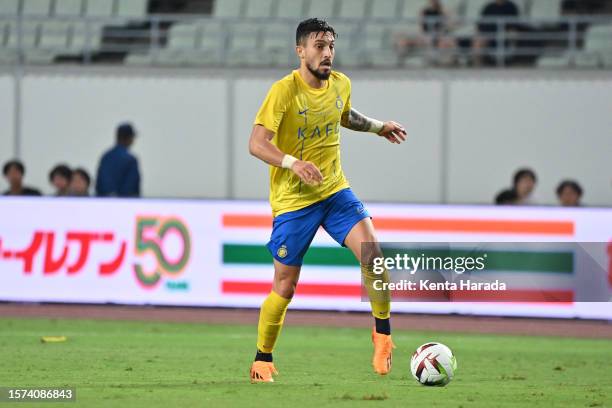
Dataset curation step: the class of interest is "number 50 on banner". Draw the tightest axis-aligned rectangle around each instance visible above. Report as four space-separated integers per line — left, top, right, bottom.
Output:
133 217 192 288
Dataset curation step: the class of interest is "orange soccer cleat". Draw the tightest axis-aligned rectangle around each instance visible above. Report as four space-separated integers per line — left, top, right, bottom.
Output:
371 328 396 375
250 361 279 383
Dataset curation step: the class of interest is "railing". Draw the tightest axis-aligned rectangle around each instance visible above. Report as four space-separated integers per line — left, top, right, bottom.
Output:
0 14 611 68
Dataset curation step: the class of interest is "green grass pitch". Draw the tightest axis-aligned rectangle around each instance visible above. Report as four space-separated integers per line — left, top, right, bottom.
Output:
0 317 610 407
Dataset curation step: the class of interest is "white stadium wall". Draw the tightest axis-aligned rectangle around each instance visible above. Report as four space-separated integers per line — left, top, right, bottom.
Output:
19 75 228 198
448 79 612 206
340 79 444 203
0 69 610 206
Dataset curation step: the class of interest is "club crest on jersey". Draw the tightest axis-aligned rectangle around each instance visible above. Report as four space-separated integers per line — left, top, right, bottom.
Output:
277 245 288 258
335 96 343 110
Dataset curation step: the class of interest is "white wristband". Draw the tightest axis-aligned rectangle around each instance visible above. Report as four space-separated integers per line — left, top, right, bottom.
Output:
370 119 384 135
281 154 298 169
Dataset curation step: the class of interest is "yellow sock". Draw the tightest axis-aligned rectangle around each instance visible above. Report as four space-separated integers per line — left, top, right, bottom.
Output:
361 264 391 319
256 291 291 353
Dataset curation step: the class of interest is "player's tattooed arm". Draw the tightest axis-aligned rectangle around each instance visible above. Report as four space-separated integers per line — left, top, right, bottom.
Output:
341 108 383 133
341 108 408 145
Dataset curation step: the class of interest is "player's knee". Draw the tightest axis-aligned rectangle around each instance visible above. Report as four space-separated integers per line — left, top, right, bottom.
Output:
361 242 383 266
276 282 296 299
274 277 297 299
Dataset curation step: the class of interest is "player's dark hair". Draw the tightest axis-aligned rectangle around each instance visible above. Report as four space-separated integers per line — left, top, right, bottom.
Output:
49 164 73 182
495 189 518 205
556 180 582 197
296 18 337 46
513 168 537 186
3 159 25 176
73 167 91 187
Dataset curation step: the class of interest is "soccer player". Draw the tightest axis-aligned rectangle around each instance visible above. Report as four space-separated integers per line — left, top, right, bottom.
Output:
248 18 407 383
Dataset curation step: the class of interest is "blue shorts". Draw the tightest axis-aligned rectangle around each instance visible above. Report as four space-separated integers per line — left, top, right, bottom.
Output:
266 188 370 267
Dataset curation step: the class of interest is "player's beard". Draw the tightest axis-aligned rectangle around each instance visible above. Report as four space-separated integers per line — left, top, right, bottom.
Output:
307 61 332 80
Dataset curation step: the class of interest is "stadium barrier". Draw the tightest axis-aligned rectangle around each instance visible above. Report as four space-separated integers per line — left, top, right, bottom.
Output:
1 197 610 319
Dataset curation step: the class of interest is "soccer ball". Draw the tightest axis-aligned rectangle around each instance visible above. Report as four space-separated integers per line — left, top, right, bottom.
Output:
410 342 457 386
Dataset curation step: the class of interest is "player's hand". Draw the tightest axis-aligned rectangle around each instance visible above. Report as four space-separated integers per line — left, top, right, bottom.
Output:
377 121 407 144
291 160 323 186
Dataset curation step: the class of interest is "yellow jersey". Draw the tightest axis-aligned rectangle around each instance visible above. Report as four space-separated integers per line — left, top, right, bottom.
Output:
254 70 352 217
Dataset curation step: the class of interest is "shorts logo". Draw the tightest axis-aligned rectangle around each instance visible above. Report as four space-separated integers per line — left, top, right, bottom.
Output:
357 205 366 214
277 245 288 258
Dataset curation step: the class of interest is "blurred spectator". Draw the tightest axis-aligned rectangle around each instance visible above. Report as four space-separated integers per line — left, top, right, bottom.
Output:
495 188 518 205
421 0 458 65
512 168 537 205
2 159 41 196
69 168 91 197
556 180 583 207
472 0 520 66
96 123 141 198
49 164 73 196
396 0 457 64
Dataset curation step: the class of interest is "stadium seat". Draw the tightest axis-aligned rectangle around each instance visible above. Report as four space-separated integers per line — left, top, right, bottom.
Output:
116 0 148 19
0 0 20 15
537 25 612 69
361 22 399 67
84 0 114 17
400 0 424 19
166 23 199 50
123 51 151 65
213 0 244 18
54 0 83 17
69 21 103 54
337 0 367 19
403 54 427 68
370 0 400 19
332 21 358 38
6 20 39 49
363 23 388 50
575 25 612 68
443 0 465 18
0 50 18 63
22 0 52 15
244 0 275 18
528 0 562 21
126 22 200 66
184 19 224 66
370 49 401 67
307 0 337 19
226 23 264 66
0 21 6 45
276 0 305 19
0 19 18 63
25 21 70 64
536 53 572 68
330 21 362 67
261 22 293 66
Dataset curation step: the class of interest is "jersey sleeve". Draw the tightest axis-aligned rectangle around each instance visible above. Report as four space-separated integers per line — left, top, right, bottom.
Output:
254 81 292 134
